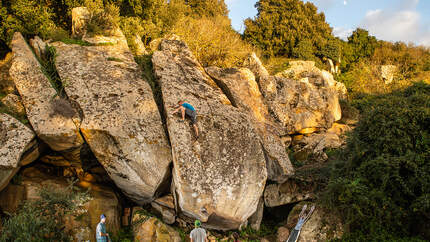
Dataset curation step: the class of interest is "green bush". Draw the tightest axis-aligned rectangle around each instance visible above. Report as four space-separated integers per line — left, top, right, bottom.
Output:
85 0 121 37
322 82 430 240
0 180 90 242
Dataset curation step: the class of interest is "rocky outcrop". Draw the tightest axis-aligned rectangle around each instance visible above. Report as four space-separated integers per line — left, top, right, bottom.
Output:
1 93 25 115
72 7 90 38
151 195 176 224
292 123 350 164
53 28 172 204
206 66 293 182
245 55 344 134
29 36 46 59
0 113 38 191
381 65 397 84
9 32 84 152
243 52 270 80
248 197 264 230
277 202 343 242
153 39 267 230
132 34 148 56
133 216 182 242
292 132 343 164
16 165 121 241
264 178 316 207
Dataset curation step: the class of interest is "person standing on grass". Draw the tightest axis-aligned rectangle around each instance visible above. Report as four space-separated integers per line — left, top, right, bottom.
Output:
190 220 207 242
171 100 199 139
96 214 111 242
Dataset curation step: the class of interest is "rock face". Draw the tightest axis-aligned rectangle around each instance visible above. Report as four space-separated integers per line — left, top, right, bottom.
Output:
381 65 397 84
132 34 148 56
248 197 264 230
264 178 316 207
9 32 84 152
153 39 267 230
292 132 343 164
53 29 172 204
29 36 46 59
279 202 343 242
0 113 38 191
245 55 344 134
14 165 122 241
151 195 176 224
133 216 182 242
206 66 293 182
72 7 90 38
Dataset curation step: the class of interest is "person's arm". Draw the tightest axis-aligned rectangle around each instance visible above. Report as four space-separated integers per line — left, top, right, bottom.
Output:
171 106 182 114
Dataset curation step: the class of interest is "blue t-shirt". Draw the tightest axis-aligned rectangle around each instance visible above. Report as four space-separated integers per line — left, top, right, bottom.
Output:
96 222 108 242
182 103 195 111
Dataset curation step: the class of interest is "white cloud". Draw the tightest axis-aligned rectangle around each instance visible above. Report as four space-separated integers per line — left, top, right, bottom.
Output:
358 4 430 46
333 27 353 40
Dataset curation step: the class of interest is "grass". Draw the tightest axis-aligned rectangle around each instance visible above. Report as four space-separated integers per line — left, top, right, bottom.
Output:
60 38 94 46
107 57 123 62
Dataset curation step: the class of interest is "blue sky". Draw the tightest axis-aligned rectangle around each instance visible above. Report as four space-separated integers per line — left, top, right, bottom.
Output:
225 0 430 46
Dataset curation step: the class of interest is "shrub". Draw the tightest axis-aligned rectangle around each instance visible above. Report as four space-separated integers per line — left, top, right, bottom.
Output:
84 0 120 37
172 15 254 67
0 180 90 242
322 82 430 240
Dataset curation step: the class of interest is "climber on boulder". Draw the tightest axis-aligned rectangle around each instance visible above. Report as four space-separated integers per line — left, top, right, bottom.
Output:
171 100 199 139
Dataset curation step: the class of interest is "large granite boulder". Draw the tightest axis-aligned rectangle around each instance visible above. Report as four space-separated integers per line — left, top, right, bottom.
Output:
245 55 343 134
153 39 267 230
133 215 182 242
292 132 343 164
206 66 293 182
53 29 172 204
264 178 316 207
9 32 84 152
277 202 343 242
0 113 38 191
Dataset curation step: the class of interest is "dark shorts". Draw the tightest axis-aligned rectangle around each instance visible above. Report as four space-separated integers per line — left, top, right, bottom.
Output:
185 109 197 124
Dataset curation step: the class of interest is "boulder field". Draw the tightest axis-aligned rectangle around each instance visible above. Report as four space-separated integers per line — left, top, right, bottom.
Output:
1 7 347 236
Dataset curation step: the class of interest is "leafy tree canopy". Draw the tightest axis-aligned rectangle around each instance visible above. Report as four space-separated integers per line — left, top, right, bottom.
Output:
243 0 333 58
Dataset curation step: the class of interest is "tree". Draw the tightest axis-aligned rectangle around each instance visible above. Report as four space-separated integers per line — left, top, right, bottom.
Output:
0 0 68 43
186 0 228 17
243 0 333 58
345 28 378 63
320 38 342 73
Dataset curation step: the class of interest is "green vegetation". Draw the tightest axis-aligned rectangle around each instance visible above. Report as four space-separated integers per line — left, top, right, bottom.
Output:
107 57 123 62
60 38 94 46
39 45 67 98
322 82 430 241
172 15 254 67
0 180 90 242
244 0 334 59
